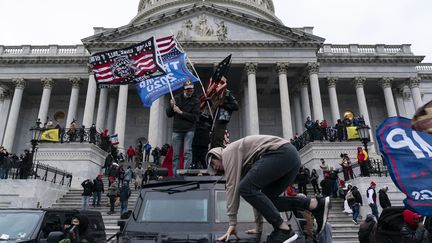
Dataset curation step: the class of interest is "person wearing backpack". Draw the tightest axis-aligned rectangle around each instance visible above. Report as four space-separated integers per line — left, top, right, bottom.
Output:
347 186 363 224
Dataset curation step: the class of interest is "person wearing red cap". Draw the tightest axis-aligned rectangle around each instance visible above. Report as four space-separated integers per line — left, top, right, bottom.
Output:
401 209 430 242
367 181 379 219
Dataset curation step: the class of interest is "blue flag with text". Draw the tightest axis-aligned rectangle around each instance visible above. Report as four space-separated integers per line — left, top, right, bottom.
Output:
135 47 199 108
376 116 432 216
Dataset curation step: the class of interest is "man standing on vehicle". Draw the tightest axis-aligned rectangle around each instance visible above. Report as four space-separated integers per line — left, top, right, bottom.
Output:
166 80 200 175
206 135 330 242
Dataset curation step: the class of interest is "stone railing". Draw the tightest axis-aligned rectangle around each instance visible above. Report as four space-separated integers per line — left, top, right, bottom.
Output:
416 63 432 72
318 44 412 55
140 0 273 11
0 45 89 56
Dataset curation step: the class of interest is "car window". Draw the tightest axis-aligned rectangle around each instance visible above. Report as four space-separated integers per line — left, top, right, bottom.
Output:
140 190 209 222
0 212 43 241
215 190 255 223
41 213 62 238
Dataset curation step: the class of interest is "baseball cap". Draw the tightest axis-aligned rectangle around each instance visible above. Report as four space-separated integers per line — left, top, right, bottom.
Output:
183 80 194 89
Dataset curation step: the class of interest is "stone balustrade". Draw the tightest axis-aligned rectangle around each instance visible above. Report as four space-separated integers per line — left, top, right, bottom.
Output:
0 45 88 56
416 63 432 72
319 43 412 55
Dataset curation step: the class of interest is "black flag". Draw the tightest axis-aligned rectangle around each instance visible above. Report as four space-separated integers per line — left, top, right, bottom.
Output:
211 54 232 82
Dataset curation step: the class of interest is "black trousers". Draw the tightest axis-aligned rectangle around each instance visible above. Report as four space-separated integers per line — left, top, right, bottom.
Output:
239 144 311 229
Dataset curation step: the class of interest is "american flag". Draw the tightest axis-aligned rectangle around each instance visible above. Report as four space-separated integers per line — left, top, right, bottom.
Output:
156 35 178 56
90 36 165 85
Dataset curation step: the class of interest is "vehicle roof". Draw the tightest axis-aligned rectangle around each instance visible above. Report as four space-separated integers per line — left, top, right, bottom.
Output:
141 176 226 189
0 208 102 215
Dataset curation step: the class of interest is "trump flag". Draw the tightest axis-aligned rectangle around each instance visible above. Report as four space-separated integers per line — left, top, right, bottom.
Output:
135 46 199 108
376 116 432 216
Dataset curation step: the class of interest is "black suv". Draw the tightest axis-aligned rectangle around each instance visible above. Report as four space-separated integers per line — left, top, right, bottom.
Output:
118 176 307 242
0 208 106 242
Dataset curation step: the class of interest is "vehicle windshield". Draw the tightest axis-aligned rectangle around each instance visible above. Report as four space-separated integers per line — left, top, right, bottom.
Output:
141 190 209 222
215 190 255 223
0 212 42 240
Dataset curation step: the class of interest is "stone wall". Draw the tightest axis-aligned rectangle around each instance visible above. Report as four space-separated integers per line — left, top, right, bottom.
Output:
0 179 69 208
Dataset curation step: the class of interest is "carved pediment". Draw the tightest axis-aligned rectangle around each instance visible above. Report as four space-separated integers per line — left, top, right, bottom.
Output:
82 3 324 51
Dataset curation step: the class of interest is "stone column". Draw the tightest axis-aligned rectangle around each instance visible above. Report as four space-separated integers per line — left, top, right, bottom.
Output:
106 91 117 135
293 92 303 135
276 63 293 139
95 88 108 130
148 98 163 147
307 63 324 121
380 77 397 117
354 77 371 127
66 77 81 128
327 77 340 125
3 78 25 151
115 85 128 152
37 77 55 126
409 77 423 109
245 63 260 135
82 74 97 128
243 83 250 136
400 85 415 117
300 78 311 121
0 92 11 145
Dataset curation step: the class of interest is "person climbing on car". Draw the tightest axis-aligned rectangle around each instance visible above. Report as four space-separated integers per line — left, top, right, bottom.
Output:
206 135 330 243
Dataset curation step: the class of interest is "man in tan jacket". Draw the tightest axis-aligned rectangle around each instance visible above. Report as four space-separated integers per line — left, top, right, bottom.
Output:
206 135 330 243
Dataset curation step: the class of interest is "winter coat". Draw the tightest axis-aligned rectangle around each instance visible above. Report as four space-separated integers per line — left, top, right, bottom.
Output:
166 93 200 132
378 189 392 209
310 173 319 184
119 185 131 202
124 169 133 182
81 180 94 196
127 147 135 157
401 223 430 243
216 90 239 124
347 187 363 208
93 178 104 193
107 184 118 197
358 215 377 243
320 178 333 197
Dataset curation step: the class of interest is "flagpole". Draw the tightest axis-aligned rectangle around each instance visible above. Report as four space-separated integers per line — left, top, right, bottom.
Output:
155 36 175 102
171 32 214 119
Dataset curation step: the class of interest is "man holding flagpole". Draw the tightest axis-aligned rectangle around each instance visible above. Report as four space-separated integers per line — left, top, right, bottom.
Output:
166 80 200 176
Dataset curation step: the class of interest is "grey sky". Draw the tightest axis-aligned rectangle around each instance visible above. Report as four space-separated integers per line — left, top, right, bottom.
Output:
0 0 430 61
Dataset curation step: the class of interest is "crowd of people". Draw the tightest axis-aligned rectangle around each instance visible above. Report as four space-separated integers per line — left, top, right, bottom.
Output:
290 115 368 151
0 146 33 179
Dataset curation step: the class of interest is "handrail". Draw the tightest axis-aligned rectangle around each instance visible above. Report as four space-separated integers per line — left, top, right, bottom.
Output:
5 161 73 187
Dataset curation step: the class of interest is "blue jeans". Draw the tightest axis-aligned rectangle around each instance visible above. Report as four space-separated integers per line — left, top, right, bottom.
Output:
92 191 101 206
0 168 5 179
121 201 128 215
82 196 90 210
172 131 194 176
352 204 360 221
369 203 379 219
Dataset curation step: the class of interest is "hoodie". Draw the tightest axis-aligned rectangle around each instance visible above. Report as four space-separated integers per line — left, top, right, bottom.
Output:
206 135 289 226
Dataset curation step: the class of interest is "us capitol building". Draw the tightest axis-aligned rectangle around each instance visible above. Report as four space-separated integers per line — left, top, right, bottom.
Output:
0 0 431 156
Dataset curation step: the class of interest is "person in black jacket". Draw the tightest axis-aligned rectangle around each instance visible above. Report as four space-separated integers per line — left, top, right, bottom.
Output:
378 187 391 209
81 179 94 210
347 186 363 224
166 80 200 176
92 174 104 207
210 89 239 148
89 123 97 144
192 113 212 169
320 173 333 197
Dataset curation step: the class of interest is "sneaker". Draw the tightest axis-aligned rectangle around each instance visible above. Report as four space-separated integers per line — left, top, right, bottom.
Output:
352 219 359 225
266 228 298 243
311 196 330 234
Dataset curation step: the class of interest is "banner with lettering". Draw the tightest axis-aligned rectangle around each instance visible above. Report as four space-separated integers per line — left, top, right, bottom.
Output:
135 47 199 108
376 116 432 216
89 37 166 87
